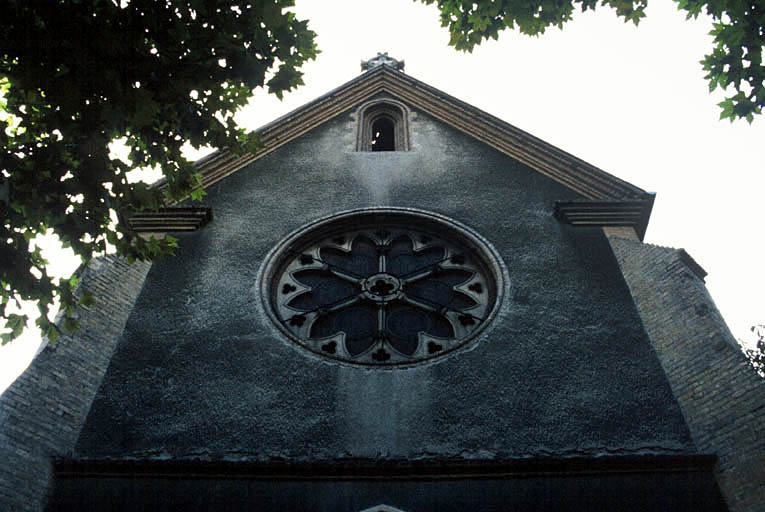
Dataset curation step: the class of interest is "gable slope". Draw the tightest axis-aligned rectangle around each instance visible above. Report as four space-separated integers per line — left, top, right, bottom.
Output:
192 66 648 198
157 65 654 238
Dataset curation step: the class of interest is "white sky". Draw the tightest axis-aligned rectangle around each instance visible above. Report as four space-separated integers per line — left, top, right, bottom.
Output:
1 0 763 392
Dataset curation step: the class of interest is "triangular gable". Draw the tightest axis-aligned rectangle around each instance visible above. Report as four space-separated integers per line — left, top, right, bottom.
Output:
153 65 654 238
192 65 647 199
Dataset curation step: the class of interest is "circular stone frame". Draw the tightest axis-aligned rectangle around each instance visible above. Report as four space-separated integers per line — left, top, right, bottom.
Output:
260 208 505 366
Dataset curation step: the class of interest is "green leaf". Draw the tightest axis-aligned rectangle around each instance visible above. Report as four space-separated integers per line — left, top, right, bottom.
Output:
190 187 206 201
4 313 28 340
78 291 95 307
0 1 317 344
68 275 81 289
47 326 60 345
419 0 764 123
61 316 79 334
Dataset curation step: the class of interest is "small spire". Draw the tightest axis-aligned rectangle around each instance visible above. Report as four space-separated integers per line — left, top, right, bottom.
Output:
361 52 405 72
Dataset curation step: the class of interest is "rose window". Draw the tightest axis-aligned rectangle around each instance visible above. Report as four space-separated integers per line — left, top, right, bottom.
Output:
261 209 502 366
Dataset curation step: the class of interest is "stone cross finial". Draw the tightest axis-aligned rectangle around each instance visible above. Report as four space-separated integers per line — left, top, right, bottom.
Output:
361 52 405 72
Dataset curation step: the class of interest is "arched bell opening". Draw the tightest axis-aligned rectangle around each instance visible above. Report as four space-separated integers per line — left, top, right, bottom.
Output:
356 99 410 152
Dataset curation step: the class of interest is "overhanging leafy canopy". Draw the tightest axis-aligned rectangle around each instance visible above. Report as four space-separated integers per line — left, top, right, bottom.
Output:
420 0 765 122
1 0 317 343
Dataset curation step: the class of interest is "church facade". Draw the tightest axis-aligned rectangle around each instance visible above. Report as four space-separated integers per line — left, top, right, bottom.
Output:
1 56 762 511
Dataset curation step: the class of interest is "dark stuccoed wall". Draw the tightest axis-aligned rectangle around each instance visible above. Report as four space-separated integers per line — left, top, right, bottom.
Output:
75 98 694 461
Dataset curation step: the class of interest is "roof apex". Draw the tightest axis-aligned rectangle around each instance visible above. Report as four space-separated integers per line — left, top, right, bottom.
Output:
168 65 653 234
360 52 405 72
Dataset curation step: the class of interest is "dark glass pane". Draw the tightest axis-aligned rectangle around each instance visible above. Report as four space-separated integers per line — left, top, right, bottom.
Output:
321 236 378 277
371 117 395 151
405 269 475 310
288 269 358 311
387 236 444 277
386 302 453 355
311 305 377 356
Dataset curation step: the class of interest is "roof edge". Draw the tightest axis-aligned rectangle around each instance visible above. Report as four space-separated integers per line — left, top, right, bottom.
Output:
156 65 649 205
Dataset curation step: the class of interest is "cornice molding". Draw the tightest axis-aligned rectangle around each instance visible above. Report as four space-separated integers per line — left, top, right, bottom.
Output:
554 195 655 241
125 207 212 233
183 66 648 200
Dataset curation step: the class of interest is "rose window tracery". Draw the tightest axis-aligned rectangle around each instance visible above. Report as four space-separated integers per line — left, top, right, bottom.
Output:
262 209 502 366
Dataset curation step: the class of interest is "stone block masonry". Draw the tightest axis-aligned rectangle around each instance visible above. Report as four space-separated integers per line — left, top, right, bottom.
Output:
607 233 764 512
0 256 151 512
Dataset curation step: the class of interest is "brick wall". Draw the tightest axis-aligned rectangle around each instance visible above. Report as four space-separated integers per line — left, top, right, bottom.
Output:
607 233 764 511
0 256 151 511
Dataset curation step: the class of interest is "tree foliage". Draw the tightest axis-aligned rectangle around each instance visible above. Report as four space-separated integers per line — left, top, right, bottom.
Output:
745 324 765 376
420 0 765 122
1 0 316 344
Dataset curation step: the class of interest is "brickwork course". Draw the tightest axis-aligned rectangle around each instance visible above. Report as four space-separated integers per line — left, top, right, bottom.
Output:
0 256 151 512
607 233 765 512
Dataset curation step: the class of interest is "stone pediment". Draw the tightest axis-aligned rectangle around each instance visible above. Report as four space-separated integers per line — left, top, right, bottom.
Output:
160 64 654 238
